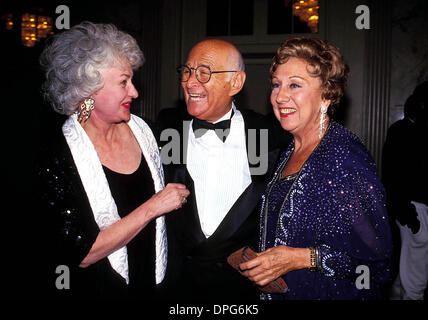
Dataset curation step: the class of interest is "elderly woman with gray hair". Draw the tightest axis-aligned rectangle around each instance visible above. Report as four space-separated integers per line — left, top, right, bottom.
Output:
35 21 189 298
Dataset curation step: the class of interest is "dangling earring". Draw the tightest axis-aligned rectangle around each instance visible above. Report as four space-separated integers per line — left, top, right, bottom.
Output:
319 105 328 138
77 98 95 123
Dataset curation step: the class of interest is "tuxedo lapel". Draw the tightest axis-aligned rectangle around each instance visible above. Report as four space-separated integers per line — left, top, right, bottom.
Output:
207 148 280 243
167 109 282 247
204 110 281 244
207 180 263 243
171 164 206 244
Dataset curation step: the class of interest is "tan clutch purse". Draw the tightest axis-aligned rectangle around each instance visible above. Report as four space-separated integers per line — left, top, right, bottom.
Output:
227 246 288 294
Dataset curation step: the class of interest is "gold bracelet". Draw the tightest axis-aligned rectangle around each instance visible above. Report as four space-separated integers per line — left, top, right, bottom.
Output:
309 247 316 271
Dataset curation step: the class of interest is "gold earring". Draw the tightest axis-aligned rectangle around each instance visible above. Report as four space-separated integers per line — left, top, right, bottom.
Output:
77 98 95 123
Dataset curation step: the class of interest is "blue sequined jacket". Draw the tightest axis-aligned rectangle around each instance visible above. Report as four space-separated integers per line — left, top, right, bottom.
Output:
260 121 392 300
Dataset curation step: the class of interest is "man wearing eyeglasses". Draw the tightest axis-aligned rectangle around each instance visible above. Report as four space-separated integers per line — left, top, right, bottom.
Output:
157 39 291 301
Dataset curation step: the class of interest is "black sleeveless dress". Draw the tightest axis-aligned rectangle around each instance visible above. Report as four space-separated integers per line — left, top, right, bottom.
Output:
102 154 157 298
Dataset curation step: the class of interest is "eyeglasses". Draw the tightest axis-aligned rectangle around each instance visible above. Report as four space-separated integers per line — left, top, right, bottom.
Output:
177 65 238 84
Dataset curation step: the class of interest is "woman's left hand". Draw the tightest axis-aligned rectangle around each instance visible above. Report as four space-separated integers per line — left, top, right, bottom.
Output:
239 245 310 287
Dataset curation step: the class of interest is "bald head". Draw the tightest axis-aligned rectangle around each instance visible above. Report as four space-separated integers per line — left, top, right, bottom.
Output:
182 39 246 122
189 39 245 73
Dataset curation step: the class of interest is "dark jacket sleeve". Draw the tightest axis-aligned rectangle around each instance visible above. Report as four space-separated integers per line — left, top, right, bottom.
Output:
34 133 100 268
381 121 421 229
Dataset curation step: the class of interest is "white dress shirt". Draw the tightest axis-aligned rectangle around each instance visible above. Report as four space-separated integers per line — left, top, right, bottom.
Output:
187 103 252 238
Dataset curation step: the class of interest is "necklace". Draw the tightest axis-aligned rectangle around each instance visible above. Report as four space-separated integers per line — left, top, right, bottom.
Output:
260 121 332 251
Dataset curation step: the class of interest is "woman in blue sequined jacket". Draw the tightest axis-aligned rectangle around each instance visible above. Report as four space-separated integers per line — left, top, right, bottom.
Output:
240 38 392 300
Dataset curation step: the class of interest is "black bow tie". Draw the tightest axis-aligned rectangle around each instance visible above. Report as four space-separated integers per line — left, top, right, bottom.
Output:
192 110 234 142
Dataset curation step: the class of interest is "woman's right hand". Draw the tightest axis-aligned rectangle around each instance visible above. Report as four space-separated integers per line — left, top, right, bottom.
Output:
239 245 310 287
145 183 190 218
79 183 189 268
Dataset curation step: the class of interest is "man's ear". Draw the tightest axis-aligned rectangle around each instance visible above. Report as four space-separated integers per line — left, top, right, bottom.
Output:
229 71 246 97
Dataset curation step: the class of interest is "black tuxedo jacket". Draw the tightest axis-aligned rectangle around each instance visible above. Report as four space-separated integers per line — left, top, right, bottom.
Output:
156 107 291 301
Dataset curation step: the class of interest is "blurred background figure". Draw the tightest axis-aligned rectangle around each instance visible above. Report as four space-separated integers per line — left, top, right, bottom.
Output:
382 81 428 300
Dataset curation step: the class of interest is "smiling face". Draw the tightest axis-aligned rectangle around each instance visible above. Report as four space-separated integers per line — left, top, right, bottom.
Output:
182 40 243 122
271 57 329 138
91 59 138 124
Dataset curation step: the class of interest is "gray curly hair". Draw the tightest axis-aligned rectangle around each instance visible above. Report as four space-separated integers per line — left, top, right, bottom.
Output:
40 21 144 115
